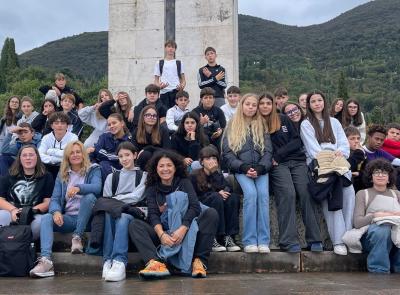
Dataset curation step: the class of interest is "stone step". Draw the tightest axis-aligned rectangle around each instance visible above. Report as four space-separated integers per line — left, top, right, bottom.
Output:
51 252 367 275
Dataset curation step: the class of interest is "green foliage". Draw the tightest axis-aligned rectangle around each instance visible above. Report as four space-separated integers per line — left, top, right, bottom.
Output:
0 38 20 92
337 72 349 100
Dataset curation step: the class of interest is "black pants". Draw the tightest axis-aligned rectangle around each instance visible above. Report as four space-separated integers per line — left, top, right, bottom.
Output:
129 208 218 267
160 89 178 109
270 160 322 249
200 192 240 237
45 164 60 182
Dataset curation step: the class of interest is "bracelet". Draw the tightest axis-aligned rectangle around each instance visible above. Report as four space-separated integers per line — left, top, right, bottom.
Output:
159 232 165 240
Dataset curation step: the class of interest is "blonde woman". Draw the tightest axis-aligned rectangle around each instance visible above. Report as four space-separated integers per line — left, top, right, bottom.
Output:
222 93 273 253
30 141 102 278
78 89 113 148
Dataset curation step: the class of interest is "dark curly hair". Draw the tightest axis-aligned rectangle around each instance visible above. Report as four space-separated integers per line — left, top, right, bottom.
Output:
367 124 387 137
363 159 397 188
145 150 187 186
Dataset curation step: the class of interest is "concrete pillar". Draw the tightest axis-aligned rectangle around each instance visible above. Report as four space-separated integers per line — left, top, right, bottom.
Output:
109 0 238 107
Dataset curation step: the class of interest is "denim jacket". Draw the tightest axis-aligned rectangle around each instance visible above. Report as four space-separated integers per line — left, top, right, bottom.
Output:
49 164 102 214
157 191 199 273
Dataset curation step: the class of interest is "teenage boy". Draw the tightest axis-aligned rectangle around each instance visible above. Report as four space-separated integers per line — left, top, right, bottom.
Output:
382 123 400 158
193 87 226 150
166 90 190 132
274 87 289 111
38 112 78 180
0 123 42 176
60 94 83 137
220 86 240 122
345 126 366 192
197 47 227 107
154 40 186 109
133 84 167 128
39 73 83 109
363 125 400 166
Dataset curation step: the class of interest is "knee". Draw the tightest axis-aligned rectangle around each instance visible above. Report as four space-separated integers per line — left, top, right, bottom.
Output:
81 193 97 206
118 213 133 225
41 213 54 225
0 210 11 226
369 225 391 242
202 208 219 224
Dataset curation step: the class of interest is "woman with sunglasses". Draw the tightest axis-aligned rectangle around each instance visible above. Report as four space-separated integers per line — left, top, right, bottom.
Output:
132 105 171 171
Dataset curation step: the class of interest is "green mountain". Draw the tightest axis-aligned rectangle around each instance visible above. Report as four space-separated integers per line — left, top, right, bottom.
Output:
18 0 400 122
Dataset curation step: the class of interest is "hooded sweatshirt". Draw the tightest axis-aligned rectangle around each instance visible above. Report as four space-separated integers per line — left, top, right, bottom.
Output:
38 131 78 165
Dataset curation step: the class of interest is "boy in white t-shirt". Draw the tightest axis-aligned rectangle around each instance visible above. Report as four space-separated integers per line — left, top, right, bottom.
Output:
220 86 240 122
154 40 186 109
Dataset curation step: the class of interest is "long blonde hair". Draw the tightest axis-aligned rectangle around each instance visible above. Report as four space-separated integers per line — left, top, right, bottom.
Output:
59 140 91 182
225 93 265 153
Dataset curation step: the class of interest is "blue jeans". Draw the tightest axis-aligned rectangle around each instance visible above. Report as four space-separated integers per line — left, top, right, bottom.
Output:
235 174 270 246
40 193 97 258
0 210 43 240
102 213 133 265
361 223 400 273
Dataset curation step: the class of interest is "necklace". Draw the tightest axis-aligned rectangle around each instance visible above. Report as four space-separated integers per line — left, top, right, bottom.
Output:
23 174 34 182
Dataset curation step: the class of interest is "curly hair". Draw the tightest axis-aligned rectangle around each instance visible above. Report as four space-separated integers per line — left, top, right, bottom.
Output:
145 150 187 186
363 159 397 188
367 124 387 137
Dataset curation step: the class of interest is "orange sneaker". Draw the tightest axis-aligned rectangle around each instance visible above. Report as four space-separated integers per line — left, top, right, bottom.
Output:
192 258 207 278
139 259 170 279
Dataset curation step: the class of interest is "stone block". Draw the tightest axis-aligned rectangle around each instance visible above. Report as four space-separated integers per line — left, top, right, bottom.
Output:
301 252 367 272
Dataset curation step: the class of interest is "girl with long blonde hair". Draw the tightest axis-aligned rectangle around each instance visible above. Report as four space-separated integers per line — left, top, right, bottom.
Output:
30 140 102 278
222 93 272 253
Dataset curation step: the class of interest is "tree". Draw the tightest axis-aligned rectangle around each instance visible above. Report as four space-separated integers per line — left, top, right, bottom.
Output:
337 71 349 100
0 38 19 93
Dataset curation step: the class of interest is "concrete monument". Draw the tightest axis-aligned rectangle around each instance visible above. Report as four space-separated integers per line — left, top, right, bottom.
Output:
108 0 238 107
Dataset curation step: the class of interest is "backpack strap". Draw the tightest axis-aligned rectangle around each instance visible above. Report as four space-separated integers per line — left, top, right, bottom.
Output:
390 189 397 199
159 59 164 76
135 169 143 187
176 60 182 78
111 170 121 196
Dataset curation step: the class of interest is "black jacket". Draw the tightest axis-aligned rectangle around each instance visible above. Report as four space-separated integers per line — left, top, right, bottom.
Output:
190 170 231 203
270 114 306 163
31 113 52 136
197 64 227 98
131 125 171 152
171 133 206 160
90 197 145 248
192 105 226 137
39 85 83 108
98 100 134 132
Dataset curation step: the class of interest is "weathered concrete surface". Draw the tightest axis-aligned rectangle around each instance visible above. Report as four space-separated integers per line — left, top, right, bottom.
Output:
1 273 400 295
51 252 300 274
108 0 239 107
302 252 368 273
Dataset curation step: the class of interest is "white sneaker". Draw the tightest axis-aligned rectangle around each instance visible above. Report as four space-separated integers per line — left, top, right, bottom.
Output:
102 260 112 279
333 244 348 256
258 245 271 253
212 238 227 252
105 260 126 282
244 245 258 253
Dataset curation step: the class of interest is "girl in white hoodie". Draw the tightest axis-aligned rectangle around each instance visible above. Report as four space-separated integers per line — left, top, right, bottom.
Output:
78 89 113 148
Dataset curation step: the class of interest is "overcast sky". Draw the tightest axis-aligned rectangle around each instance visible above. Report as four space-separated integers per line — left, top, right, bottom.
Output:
0 0 372 54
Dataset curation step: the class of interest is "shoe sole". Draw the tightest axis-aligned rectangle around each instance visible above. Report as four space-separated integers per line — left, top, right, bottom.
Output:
192 273 206 278
105 275 126 282
30 271 55 278
227 247 241 252
138 272 171 280
244 250 258 253
212 248 227 252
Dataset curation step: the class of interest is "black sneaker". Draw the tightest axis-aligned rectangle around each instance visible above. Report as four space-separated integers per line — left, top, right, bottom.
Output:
224 236 241 252
212 238 226 252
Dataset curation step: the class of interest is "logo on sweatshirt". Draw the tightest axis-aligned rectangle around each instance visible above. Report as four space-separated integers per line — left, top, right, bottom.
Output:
282 125 288 133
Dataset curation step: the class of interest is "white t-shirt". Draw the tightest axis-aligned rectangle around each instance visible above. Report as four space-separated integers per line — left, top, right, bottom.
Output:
154 59 185 94
220 104 237 122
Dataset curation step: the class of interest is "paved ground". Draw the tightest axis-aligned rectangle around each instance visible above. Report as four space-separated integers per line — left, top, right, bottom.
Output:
1 273 400 294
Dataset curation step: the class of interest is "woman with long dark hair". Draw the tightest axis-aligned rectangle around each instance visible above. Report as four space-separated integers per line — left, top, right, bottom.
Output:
342 98 366 143
129 150 218 279
300 91 355 256
259 93 322 252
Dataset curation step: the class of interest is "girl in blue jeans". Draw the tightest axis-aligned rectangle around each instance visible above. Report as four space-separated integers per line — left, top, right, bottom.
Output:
29 140 102 278
222 93 273 253
101 141 147 282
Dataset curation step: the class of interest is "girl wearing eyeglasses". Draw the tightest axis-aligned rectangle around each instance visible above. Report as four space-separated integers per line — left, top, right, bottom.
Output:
259 93 322 253
353 159 400 273
282 102 305 131
342 98 366 143
132 105 171 171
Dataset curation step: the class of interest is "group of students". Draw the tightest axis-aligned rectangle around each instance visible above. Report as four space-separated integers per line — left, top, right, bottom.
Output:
1 40 400 281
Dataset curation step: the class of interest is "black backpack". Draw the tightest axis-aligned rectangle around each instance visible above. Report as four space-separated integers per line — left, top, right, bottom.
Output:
111 169 143 196
159 59 182 78
0 209 36 277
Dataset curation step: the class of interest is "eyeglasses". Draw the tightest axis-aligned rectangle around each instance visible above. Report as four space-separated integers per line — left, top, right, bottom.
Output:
144 113 158 119
285 107 300 116
348 106 358 109
372 170 389 177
